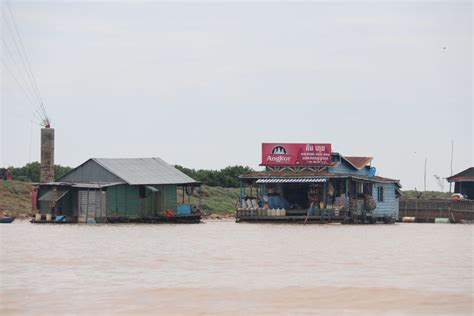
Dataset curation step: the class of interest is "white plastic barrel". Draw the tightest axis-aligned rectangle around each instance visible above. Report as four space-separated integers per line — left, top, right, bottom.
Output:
46 214 52 221
35 213 41 221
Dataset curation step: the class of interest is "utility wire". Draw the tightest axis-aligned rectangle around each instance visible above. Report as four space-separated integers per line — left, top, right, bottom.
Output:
6 4 44 106
1 37 39 107
1 4 50 126
1 58 39 110
1 8 42 107
2 58 45 126
6 3 49 125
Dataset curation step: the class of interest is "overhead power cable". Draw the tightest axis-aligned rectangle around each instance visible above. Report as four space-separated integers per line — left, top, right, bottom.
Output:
1 58 38 110
1 37 39 106
1 3 50 126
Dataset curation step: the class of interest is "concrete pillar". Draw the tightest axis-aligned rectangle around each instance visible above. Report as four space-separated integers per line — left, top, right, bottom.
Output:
40 127 54 183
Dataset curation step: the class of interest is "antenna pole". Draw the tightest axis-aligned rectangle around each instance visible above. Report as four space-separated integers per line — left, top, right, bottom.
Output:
424 158 427 192
449 140 454 193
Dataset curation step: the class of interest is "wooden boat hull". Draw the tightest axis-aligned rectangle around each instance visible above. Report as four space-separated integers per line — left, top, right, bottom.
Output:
0 217 16 223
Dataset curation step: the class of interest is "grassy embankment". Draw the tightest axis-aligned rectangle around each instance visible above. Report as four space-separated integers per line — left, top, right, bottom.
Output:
0 181 33 217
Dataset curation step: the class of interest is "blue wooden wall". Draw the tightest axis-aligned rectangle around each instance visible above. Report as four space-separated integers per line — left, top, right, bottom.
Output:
372 183 399 219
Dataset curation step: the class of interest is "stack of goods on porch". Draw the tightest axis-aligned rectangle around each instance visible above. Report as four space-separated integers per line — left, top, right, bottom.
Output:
237 194 290 217
334 194 348 216
266 194 288 216
307 184 322 216
238 196 263 217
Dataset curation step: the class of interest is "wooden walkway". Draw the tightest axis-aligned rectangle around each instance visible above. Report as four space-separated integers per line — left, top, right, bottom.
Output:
399 199 474 223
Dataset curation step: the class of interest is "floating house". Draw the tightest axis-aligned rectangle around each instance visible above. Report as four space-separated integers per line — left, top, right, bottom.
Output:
237 143 401 224
34 158 201 223
447 167 474 199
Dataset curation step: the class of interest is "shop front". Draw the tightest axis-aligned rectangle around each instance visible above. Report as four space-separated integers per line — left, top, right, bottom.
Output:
237 143 400 224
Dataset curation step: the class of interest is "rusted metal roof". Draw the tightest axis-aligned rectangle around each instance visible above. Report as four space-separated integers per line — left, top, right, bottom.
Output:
342 156 373 170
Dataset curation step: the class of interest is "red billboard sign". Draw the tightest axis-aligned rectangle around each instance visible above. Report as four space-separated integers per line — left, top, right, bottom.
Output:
261 143 332 166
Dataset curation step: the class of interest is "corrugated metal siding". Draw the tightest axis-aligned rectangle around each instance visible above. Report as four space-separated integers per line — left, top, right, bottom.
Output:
106 184 146 217
164 184 177 212
373 183 399 218
146 187 155 215
125 185 143 216
78 190 106 222
107 185 127 216
59 159 124 183
106 184 176 216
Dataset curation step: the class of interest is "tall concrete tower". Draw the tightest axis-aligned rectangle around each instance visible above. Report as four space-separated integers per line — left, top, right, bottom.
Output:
40 127 54 183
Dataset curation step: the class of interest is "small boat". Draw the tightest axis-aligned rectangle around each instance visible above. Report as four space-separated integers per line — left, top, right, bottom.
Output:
460 219 474 224
0 217 16 224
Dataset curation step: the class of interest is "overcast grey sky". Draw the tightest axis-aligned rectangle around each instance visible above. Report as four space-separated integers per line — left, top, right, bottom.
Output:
1 1 472 190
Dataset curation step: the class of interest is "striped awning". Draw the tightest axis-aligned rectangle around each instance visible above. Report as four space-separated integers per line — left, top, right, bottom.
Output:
256 177 327 184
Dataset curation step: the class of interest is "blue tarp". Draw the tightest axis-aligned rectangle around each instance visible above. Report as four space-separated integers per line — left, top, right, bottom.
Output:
177 204 192 215
268 196 290 209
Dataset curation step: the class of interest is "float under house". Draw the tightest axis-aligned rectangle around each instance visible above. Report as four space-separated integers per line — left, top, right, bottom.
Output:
34 158 201 223
237 143 401 224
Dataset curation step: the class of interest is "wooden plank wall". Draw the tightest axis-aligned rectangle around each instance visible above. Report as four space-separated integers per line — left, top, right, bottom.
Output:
399 199 474 222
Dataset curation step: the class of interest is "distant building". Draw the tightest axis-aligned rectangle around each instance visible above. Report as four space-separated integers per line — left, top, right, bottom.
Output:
35 158 201 223
447 167 474 199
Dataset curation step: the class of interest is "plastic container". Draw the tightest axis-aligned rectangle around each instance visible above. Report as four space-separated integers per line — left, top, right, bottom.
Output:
177 204 192 215
35 213 41 221
46 214 52 221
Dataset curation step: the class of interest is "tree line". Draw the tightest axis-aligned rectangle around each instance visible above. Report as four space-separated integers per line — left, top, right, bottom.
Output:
175 165 256 188
5 162 73 182
5 162 256 188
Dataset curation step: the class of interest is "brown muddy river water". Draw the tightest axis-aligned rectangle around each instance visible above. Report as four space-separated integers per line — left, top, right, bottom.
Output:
1 221 472 315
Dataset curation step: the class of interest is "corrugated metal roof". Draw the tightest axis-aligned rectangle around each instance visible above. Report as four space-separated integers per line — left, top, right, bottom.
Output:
38 189 69 201
93 158 198 185
256 177 327 184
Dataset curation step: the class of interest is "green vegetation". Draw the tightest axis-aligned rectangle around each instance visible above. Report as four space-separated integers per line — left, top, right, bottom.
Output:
177 185 239 214
7 162 72 182
175 165 258 188
401 190 451 199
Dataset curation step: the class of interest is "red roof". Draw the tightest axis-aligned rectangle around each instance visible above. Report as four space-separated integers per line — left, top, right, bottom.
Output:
343 156 373 170
447 167 474 182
